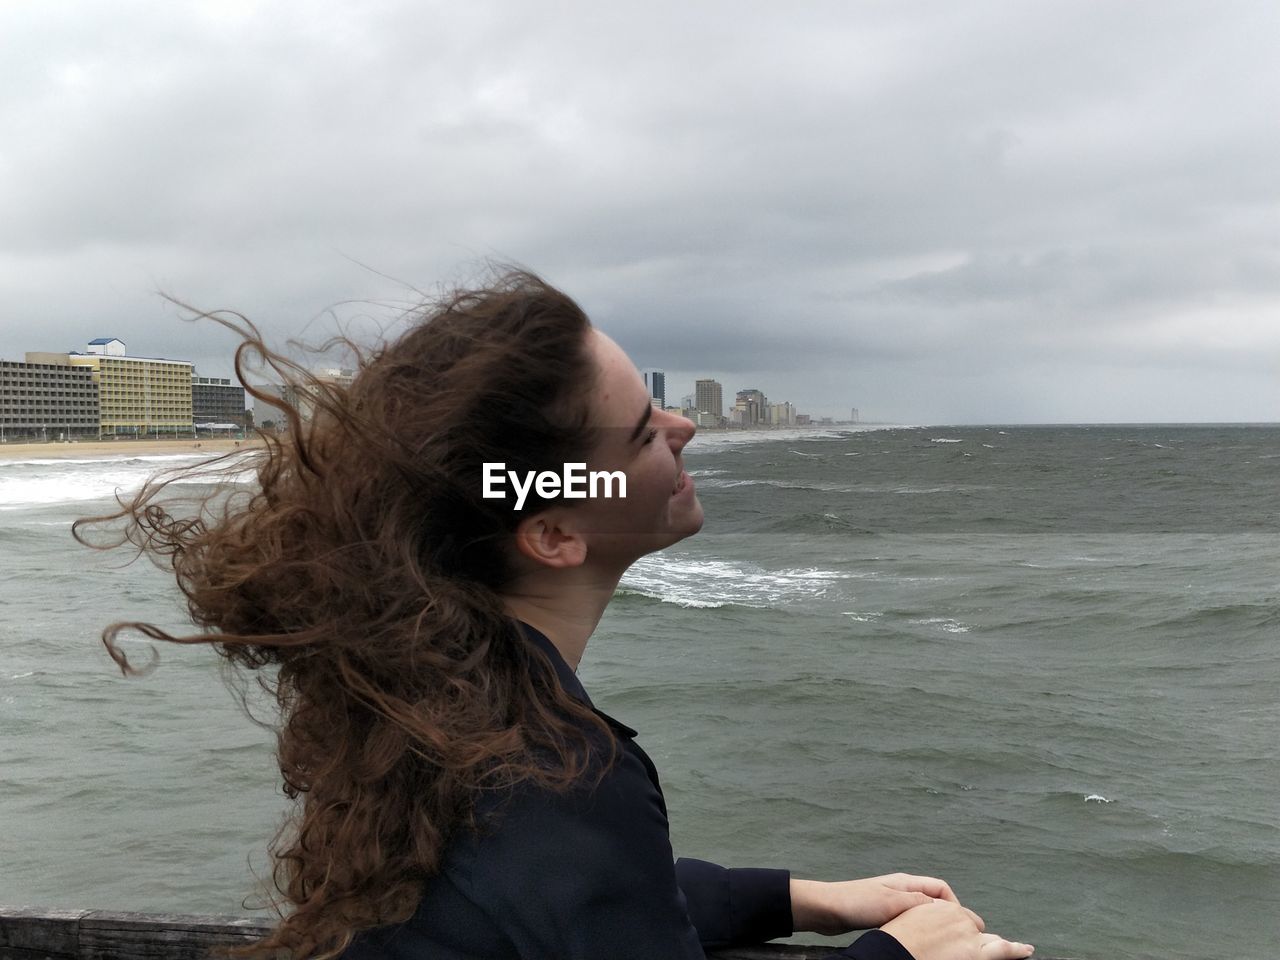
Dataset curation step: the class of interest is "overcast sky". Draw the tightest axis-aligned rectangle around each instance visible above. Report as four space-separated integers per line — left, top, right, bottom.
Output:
2 0 1277 424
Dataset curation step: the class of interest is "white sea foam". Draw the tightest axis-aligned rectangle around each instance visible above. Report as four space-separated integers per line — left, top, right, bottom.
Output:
0 454 206 468
909 617 970 634
619 554 856 609
1084 794 1113 803
695 478 828 492
841 611 882 622
0 453 257 509
694 477 988 496
929 438 964 444
685 425 898 455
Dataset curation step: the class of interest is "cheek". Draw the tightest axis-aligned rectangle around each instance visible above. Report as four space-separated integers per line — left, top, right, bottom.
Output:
645 468 675 506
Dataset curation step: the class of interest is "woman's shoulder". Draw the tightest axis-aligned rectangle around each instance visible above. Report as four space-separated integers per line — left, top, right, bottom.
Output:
442 729 685 932
471 716 660 830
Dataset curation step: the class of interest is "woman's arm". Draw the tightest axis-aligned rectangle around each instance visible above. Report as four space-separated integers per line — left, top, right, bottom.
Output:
675 857 793 947
791 876 1035 960
677 867 1033 960
790 873 957 934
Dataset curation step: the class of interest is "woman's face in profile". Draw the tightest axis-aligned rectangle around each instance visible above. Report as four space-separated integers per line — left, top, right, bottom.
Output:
573 329 703 562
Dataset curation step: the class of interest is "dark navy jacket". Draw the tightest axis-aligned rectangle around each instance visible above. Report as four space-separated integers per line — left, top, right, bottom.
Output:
343 622 912 960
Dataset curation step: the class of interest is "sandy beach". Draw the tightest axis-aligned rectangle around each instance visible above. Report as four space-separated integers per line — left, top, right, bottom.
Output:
0 437 261 461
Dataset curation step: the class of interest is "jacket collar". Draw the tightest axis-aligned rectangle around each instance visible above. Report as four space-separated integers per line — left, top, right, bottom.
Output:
518 620 638 740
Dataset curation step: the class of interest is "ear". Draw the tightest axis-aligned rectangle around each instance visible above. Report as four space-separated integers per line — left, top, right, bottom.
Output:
511 509 588 569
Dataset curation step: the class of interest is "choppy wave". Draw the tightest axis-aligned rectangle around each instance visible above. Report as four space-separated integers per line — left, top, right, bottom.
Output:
0 453 257 509
907 616 971 634
0 454 210 468
697 477 990 497
1149 601 1280 633
618 553 856 609
685 425 896 454
762 511 878 534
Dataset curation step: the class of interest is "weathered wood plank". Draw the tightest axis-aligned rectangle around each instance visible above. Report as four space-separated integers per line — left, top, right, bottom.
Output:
710 946 835 959
0 908 89 960
1 908 1080 960
1 909 833 960
76 913 268 960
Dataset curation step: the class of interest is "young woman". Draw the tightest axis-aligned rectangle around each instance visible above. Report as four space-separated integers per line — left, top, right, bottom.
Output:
79 271 1034 960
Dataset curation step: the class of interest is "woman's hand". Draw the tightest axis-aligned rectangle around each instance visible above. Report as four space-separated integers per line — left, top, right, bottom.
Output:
789 872 961 935
881 899 1035 960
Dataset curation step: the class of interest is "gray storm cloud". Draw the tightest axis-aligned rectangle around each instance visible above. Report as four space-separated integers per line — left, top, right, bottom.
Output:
1 0 1276 423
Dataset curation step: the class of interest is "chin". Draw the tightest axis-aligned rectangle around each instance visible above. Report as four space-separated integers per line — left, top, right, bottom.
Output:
669 506 705 543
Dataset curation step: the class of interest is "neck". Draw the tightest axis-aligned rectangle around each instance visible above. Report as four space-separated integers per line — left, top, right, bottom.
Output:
500 564 626 671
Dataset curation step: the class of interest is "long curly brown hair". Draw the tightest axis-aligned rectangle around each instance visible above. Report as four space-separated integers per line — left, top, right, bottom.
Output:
73 270 618 960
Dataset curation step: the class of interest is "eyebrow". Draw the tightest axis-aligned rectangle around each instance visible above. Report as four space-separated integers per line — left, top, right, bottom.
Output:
628 403 653 443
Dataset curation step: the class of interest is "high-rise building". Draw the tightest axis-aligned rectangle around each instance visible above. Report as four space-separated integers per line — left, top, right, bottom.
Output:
293 368 355 421
250 383 290 431
40 339 193 438
251 367 357 429
193 374 248 428
0 357 99 441
641 369 665 409
767 401 796 426
695 379 723 421
735 388 767 426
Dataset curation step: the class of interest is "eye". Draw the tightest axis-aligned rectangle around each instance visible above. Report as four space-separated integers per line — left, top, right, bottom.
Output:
642 427 658 445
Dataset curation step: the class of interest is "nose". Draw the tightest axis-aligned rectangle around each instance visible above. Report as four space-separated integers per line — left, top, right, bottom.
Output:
666 410 695 452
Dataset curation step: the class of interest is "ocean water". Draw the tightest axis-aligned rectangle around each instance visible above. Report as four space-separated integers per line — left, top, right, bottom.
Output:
1 426 1277 960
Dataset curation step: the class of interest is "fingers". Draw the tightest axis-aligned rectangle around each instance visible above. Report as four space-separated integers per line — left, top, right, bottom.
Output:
882 900 1031 960
922 877 959 903
978 933 1035 958
901 891 934 912
884 873 960 903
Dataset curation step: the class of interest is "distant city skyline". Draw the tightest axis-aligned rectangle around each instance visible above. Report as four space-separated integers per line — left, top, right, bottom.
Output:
2 333 844 431
11 330 1279 427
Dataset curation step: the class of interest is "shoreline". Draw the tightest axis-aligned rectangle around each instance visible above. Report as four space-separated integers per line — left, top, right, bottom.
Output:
0 437 260 462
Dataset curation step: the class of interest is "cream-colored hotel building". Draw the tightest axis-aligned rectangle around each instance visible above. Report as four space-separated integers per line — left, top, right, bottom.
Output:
28 338 194 438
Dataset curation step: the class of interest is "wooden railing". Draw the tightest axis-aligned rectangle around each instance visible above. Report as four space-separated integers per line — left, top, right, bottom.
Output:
0 907 838 960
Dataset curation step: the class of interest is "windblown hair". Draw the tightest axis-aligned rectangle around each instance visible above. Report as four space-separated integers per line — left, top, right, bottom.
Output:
73 271 617 960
